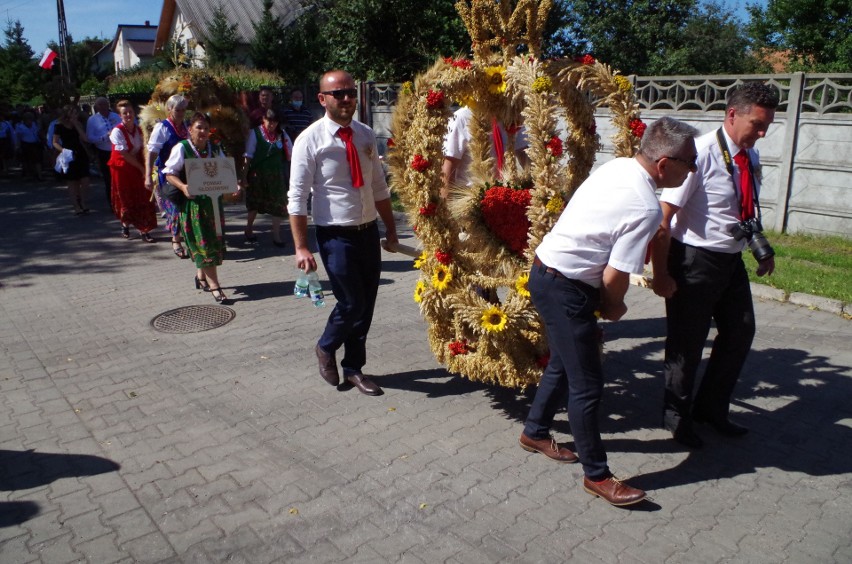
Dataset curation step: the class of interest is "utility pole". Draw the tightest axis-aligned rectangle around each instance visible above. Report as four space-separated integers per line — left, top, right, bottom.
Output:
56 0 73 86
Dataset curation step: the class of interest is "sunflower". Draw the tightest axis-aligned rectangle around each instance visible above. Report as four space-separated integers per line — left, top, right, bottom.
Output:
515 273 530 298
481 305 508 333
484 66 507 94
413 252 427 269
432 264 452 291
414 280 427 303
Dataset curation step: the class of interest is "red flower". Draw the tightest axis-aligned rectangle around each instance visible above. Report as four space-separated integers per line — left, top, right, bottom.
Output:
480 185 532 255
536 353 550 368
426 89 445 109
545 136 563 158
411 154 430 172
449 339 469 356
435 249 452 265
386 138 395 148
574 54 595 65
629 118 646 138
419 202 437 216
444 57 471 70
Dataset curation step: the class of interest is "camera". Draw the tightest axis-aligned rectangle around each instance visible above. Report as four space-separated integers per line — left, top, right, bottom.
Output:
730 218 775 262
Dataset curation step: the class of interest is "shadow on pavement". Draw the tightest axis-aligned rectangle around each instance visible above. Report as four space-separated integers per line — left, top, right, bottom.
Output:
0 501 39 528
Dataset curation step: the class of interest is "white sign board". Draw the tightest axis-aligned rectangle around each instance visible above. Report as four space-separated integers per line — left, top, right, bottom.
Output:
185 157 238 236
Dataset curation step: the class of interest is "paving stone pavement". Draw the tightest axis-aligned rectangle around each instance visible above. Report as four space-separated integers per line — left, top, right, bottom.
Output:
1 174 851 563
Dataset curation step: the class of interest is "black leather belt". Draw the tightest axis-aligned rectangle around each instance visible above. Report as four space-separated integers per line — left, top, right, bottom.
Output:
533 256 565 279
318 220 377 232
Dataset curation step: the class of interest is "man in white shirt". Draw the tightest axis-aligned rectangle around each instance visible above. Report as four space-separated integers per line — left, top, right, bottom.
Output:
521 117 698 507
288 70 398 396
651 83 779 449
86 97 121 205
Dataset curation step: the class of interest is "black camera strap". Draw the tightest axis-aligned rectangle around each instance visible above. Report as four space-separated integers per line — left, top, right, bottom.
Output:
716 128 763 224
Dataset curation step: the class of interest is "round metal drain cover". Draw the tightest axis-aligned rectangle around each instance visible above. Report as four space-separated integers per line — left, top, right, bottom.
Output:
151 305 236 333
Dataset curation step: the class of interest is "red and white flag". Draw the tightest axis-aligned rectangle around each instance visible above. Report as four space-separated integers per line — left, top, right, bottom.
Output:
38 48 58 69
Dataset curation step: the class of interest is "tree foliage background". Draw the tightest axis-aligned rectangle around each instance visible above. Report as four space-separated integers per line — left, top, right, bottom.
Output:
0 0 849 108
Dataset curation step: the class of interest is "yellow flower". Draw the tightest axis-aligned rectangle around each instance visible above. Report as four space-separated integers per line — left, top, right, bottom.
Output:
532 76 552 93
546 195 565 214
414 280 427 303
614 75 632 94
402 81 413 95
457 96 478 110
432 264 452 291
515 273 530 298
480 305 508 333
484 66 507 94
413 252 427 269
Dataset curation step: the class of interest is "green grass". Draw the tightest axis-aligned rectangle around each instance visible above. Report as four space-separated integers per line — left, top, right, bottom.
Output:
743 230 852 303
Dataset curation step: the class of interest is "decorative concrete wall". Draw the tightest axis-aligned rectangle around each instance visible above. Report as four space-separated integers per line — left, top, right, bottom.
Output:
364 73 852 238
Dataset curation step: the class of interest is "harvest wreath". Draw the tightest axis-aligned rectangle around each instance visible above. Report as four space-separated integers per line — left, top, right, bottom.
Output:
388 0 645 388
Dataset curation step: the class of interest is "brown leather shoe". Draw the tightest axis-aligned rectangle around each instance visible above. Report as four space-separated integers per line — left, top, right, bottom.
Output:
315 344 339 386
345 373 382 396
519 433 578 463
583 476 646 506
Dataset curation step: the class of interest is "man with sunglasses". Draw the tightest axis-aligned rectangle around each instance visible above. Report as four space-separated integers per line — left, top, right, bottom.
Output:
651 82 779 448
288 70 399 396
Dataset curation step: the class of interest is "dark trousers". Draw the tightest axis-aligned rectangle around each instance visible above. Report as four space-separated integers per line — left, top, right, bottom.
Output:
663 239 755 430
96 149 112 204
315 222 381 375
523 261 609 479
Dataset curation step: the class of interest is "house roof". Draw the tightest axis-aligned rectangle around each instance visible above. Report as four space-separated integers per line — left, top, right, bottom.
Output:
155 0 307 50
127 40 156 57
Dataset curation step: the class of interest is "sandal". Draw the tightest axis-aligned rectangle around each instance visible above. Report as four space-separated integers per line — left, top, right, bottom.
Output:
172 241 187 259
141 232 155 243
210 288 230 304
195 276 211 292
122 226 130 239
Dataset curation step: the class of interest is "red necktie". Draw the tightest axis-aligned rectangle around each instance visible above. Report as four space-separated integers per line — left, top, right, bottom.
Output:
733 150 755 220
337 126 364 188
491 118 505 179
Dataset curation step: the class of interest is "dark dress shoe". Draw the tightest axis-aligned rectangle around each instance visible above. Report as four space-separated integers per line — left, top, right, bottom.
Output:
344 373 382 395
672 426 704 448
519 433 578 463
315 345 340 386
583 476 646 506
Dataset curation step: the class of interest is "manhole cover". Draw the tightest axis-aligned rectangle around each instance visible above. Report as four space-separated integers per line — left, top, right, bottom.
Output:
151 305 236 333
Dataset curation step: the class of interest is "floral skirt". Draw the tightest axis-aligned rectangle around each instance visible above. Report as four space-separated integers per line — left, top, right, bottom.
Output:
181 195 225 268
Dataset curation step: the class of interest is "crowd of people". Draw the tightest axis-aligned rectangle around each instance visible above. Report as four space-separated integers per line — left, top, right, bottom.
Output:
4 76 779 510
1 88 316 305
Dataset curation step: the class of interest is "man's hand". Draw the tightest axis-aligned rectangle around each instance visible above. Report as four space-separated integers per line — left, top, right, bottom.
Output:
652 272 677 298
756 256 775 277
599 301 627 322
295 248 317 273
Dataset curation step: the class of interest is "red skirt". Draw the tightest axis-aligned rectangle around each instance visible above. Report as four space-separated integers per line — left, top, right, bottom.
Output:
109 160 157 233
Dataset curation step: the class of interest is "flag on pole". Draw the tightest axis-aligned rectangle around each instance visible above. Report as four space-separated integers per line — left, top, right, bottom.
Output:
38 48 58 69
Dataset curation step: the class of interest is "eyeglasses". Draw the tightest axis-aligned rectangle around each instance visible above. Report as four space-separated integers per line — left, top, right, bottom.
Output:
321 88 358 100
657 155 698 171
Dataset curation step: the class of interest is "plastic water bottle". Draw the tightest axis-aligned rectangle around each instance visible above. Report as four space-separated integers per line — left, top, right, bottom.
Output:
307 271 325 308
294 269 309 298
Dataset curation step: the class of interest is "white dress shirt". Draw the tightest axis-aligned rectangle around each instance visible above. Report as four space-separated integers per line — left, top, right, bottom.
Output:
287 116 390 226
660 128 759 253
86 111 121 151
536 158 662 287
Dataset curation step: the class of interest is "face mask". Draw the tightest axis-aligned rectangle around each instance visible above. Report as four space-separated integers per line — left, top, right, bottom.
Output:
291 101 302 109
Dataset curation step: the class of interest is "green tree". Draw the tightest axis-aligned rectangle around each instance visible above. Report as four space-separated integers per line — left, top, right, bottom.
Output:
283 0 468 82
554 0 756 75
747 0 852 72
204 4 240 68
249 0 286 72
0 20 43 106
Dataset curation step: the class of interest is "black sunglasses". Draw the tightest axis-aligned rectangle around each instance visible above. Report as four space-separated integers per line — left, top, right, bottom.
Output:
321 88 358 100
657 155 698 171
